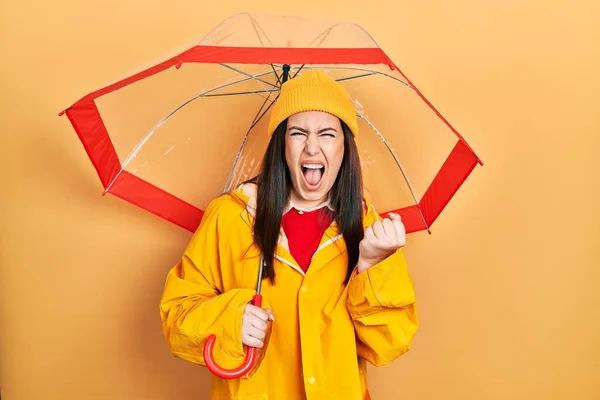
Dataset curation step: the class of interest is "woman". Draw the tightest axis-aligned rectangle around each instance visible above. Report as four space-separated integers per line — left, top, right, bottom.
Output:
160 70 418 400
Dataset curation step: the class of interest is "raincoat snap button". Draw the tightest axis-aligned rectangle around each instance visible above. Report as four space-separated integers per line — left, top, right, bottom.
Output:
307 377 315 384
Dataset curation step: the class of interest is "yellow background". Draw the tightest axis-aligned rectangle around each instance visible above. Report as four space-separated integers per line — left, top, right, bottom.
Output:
1 0 599 399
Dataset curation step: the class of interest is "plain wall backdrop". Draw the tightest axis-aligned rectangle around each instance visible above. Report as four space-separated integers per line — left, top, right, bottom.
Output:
1 0 599 399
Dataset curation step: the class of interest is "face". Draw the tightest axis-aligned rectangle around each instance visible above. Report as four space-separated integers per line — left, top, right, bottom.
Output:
285 111 345 209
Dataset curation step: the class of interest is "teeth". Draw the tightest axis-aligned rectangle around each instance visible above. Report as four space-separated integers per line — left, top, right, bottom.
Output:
302 164 324 169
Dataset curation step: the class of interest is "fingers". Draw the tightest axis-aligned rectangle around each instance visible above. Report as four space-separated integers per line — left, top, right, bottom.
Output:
242 333 265 348
249 316 267 331
372 220 385 239
388 213 406 247
387 213 403 229
242 315 267 348
364 225 375 240
372 218 396 242
242 305 274 348
368 213 406 247
382 218 397 241
247 325 266 341
246 305 272 322
387 213 404 232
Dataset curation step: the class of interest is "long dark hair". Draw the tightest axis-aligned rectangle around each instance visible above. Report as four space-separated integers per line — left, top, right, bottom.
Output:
251 118 364 285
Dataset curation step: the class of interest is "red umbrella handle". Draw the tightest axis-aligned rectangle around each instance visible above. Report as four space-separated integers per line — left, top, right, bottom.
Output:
203 294 263 379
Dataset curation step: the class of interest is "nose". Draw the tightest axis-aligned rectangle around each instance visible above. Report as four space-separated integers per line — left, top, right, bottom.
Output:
304 133 320 156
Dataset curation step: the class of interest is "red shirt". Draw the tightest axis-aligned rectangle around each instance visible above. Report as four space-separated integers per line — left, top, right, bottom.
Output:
281 207 335 272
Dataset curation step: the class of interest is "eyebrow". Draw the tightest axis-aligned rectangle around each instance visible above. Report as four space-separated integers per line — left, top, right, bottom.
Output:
288 126 338 133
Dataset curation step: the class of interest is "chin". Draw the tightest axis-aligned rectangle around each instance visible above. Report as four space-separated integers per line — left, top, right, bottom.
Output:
302 191 326 201
298 183 333 203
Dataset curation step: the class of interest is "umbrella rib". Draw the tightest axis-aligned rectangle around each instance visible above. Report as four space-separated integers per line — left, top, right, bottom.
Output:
335 72 377 82
271 64 282 86
290 64 306 79
302 65 412 88
306 24 342 48
220 64 280 104
202 89 278 97
356 110 430 231
195 13 246 45
249 93 279 131
248 14 274 47
219 64 280 89
104 69 281 194
251 93 276 126
287 65 409 90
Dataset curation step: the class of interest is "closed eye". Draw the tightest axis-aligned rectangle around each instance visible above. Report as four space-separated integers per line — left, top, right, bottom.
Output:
318 128 337 138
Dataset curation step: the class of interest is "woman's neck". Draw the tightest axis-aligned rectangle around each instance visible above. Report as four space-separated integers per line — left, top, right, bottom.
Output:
289 191 330 212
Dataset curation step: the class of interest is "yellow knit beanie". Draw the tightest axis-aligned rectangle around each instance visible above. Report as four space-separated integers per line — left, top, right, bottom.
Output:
267 69 359 137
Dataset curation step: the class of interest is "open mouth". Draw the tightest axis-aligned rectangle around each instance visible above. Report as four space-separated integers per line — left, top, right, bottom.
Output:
301 163 325 187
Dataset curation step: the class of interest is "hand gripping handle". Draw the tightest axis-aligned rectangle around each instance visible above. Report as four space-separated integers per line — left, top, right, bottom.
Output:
204 255 265 379
203 293 264 379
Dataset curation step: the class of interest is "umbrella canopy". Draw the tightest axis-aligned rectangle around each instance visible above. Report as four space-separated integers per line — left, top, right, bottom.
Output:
60 12 482 234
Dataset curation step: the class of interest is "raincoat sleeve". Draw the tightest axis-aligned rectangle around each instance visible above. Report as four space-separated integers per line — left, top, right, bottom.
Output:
346 209 419 367
159 195 267 373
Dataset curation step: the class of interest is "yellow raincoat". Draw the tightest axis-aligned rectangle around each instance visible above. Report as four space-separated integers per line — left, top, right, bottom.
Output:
160 183 418 399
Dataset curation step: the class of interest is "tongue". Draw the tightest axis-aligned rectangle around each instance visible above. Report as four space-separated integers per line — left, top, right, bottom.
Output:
304 168 323 186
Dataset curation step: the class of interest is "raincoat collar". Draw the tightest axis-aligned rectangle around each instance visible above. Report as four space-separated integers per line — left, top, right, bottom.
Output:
229 182 346 276
283 199 335 215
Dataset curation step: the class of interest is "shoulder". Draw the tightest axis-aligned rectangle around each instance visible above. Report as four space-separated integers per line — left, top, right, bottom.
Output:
205 192 246 215
200 192 247 226
185 192 251 252
187 188 249 238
